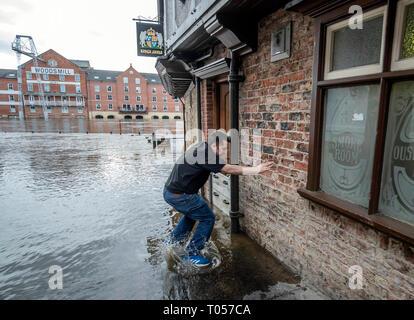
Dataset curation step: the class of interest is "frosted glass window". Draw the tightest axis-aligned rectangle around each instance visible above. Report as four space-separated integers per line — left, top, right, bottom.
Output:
401 3 414 59
379 81 414 226
331 16 384 71
320 85 380 207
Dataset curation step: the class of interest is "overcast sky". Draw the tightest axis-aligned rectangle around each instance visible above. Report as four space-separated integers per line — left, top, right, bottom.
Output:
0 0 159 73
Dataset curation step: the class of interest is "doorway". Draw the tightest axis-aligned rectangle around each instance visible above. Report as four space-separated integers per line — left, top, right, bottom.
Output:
215 82 230 132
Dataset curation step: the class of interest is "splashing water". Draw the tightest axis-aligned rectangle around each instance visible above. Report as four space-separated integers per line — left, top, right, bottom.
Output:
163 240 222 275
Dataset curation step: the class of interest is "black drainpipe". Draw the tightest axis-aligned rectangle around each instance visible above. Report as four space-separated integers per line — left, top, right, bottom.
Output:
228 52 244 234
196 77 206 199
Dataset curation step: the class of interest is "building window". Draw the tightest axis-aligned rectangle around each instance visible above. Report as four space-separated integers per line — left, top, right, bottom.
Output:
137 96 141 102
62 106 69 113
76 86 81 93
300 2 414 243
324 6 387 80
29 95 34 102
75 74 80 82
125 95 129 101
152 88 157 94
107 85 112 92
391 0 414 71
60 85 66 93
96 94 101 100
10 106 16 113
175 105 180 112
123 77 128 84
47 106 52 113
174 98 179 102
152 105 157 111
59 75 65 82
136 87 141 93
62 96 68 104
26 72 32 80
163 88 167 94
95 85 100 92
152 96 157 102
96 103 101 111
77 107 83 114
44 84 50 92
30 106 36 113
9 95 14 102
43 74 49 81
28 84 33 91
163 97 167 103
8 83 13 90
108 104 113 111
163 105 168 111
135 78 140 84
124 86 129 92
108 95 113 101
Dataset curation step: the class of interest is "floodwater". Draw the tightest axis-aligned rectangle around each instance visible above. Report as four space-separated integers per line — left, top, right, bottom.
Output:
0 119 326 300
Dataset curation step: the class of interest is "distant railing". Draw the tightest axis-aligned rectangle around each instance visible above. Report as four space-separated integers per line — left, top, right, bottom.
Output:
118 107 147 114
24 101 85 107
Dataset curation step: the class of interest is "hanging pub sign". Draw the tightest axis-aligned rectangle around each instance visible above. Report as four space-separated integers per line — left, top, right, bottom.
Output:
136 22 164 57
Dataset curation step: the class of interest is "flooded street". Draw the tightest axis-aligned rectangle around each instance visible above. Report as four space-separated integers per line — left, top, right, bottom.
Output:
0 119 325 300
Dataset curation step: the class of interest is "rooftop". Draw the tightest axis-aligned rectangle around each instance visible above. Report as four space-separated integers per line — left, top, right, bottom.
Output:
0 69 18 79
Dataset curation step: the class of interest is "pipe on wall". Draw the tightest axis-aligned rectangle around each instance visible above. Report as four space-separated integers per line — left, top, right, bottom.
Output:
228 51 244 234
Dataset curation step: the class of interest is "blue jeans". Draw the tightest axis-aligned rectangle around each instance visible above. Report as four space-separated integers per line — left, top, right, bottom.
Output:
163 188 215 256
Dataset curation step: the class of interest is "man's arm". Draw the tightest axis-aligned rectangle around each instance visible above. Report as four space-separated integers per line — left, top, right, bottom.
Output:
221 162 273 176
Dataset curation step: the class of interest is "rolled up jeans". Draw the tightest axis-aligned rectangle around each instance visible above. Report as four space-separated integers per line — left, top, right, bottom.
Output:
163 188 215 256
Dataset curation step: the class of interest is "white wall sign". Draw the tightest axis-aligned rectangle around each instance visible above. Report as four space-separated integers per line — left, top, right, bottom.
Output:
31 67 74 76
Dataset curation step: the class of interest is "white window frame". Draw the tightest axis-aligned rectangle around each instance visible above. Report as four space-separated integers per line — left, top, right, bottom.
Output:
26 72 32 80
175 105 180 112
75 74 81 82
163 97 167 102
136 87 141 93
108 94 113 101
28 84 34 91
77 107 83 114
152 96 157 102
10 106 16 112
47 106 52 113
62 106 69 114
95 85 100 92
96 94 101 100
135 77 140 84
76 86 81 93
152 88 157 94
324 5 388 80
108 104 113 110
43 74 49 81
152 105 157 111
59 75 65 82
29 95 35 102
60 85 66 93
163 105 168 111
123 77 128 84
107 85 112 92
163 88 167 94
124 86 129 92
125 95 129 101
8 83 13 90
9 95 14 102
96 103 101 110
30 106 36 113
44 84 50 92
391 0 414 71
137 96 141 102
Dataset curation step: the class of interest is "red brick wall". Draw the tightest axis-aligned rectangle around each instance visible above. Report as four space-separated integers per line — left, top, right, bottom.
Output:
238 9 414 299
87 80 119 112
0 77 19 117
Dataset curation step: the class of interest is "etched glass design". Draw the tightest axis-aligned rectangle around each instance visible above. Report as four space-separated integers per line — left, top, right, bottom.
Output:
320 85 380 207
379 81 414 226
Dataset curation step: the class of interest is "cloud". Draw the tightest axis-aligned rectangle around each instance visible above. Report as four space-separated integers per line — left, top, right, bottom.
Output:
0 39 12 54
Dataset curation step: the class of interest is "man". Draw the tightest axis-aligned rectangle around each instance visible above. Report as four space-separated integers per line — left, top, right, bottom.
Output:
163 131 273 267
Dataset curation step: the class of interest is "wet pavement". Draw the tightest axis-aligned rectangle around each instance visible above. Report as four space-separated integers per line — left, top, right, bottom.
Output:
0 119 327 300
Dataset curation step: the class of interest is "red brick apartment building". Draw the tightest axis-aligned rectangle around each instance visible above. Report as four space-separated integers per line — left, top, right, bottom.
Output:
0 49 182 120
156 0 414 299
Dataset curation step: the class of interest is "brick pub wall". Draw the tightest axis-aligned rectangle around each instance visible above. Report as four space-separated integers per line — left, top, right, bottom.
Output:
238 9 414 299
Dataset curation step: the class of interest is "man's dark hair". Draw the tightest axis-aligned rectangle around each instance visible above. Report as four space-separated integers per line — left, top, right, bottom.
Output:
207 131 230 147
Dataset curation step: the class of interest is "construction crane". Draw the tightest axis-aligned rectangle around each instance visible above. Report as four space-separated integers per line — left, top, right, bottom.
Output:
11 35 48 120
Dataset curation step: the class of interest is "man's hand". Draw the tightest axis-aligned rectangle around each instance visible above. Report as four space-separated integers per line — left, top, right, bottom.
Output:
256 162 274 174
